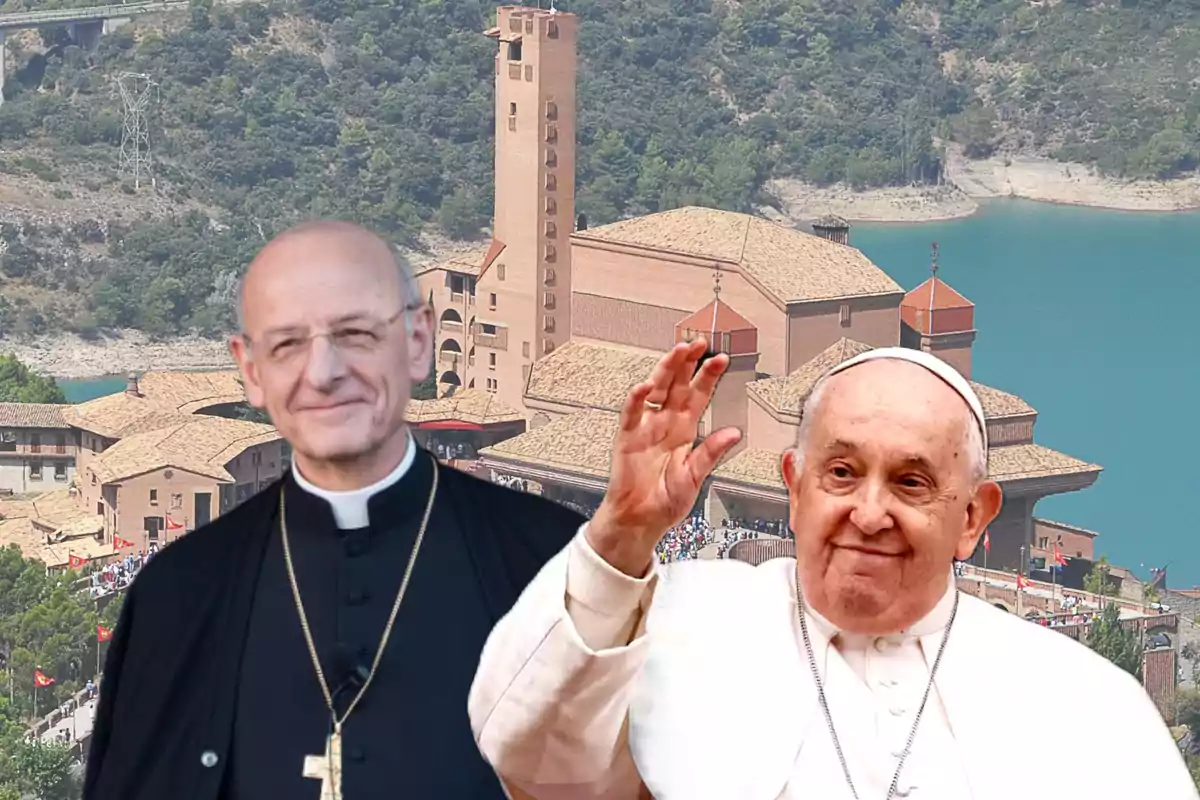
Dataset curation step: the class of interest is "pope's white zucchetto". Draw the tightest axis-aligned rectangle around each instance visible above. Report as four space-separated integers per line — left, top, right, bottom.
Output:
822 347 988 452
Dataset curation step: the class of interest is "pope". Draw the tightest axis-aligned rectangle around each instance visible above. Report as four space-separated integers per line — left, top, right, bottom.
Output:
468 339 1198 800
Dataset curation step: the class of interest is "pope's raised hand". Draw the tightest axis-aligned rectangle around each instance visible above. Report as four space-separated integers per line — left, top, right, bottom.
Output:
587 339 742 577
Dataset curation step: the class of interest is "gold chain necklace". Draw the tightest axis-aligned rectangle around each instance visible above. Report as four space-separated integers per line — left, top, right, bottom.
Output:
282 454 439 800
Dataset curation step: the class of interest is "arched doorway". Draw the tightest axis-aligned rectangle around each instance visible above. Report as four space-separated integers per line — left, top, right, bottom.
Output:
439 372 461 387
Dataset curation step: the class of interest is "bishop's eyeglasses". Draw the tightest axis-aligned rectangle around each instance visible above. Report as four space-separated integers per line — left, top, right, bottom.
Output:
245 303 425 366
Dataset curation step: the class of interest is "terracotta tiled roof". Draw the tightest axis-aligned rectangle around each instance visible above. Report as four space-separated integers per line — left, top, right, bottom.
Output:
747 338 874 416
0 489 106 566
415 244 490 278
90 417 280 484
526 341 658 412
66 391 193 439
0 403 72 429
406 389 523 425
677 299 755 334
711 448 786 490
478 238 508 280
135 370 247 414
66 370 253 438
574 207 903 303
971 382 1036 418
479 419 1098 493
986 444 1100 483
480 409 618 478
1035 518 1099 539
748 339 1036 419
903 277 973 311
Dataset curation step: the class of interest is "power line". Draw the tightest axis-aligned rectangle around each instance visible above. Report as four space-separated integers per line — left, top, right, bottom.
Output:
115 71 158 191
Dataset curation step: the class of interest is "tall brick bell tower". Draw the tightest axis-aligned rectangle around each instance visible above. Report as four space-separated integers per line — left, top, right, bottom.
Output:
477 7 577 417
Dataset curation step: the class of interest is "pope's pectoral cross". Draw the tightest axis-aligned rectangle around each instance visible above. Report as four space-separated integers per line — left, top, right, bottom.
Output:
303 727 343 800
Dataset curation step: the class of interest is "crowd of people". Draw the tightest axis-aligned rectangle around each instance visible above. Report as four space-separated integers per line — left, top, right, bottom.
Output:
84 546 159 599
655 516 715 563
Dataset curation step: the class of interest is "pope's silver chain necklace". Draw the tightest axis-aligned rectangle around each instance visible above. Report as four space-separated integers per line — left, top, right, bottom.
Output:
795 576 960 800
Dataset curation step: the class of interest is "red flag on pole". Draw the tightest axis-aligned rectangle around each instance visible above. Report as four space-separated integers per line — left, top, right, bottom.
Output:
165 514 183 531
34 669 55 688
113 536 134 550
983 530 990 553
68 553 86 569
1053 544 1069 567
1016 573 1031 590
97 625 113 643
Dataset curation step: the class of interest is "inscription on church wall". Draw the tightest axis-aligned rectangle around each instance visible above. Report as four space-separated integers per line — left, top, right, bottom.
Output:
572 293 686 351
986 419 1035 447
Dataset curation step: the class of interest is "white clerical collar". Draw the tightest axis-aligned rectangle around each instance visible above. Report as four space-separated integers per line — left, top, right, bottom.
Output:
798 566 958 643
290 429 417 529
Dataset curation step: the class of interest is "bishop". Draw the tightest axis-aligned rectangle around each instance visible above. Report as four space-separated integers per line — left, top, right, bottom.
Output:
84 221 585 799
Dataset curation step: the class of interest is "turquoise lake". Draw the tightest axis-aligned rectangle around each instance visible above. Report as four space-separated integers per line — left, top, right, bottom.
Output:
56 199 1200 586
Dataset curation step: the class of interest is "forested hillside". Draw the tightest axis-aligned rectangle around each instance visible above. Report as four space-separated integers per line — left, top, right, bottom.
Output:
0 0 1198 338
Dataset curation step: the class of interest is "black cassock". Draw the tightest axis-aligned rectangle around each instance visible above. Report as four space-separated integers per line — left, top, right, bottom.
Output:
84 448 585 800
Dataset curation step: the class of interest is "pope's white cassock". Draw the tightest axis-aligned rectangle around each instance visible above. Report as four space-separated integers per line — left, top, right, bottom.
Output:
469 529 1198 799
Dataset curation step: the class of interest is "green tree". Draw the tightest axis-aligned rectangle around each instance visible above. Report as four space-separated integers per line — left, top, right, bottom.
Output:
0 739 80 800
1086 602 1142 680
0 355 65 403
1084 555 1118 598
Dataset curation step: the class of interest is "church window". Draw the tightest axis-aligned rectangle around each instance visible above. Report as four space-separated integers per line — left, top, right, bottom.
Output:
525 65 534 81
545 197 557 215
545 149 557 168
545 220 557 238
29 459 42 480
545 125 558 144
489 292 498 309
150 488 158 505
523 341 530 358
508 41 522 61
543 292 556 310
547 20 559 38
508 117 517 132
544 243 557 262
545 173 557 191
525 17 533 33
840 303 851 327
545 101 558 120
509 102 517 116
543 315 556 333
489 353 497 369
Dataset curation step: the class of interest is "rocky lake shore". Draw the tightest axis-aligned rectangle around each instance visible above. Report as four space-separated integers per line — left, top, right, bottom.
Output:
0 330 235 380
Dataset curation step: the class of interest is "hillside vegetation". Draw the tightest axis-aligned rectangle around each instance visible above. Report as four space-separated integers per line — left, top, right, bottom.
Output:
0 0 1198 337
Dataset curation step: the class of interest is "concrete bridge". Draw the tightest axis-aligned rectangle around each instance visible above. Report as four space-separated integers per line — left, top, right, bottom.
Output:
0 1 188 104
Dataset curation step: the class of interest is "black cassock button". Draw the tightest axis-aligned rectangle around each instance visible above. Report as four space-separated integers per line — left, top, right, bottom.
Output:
347 747 366 763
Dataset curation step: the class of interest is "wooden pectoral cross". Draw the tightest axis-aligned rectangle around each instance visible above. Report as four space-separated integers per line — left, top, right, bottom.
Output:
303 728 343 800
